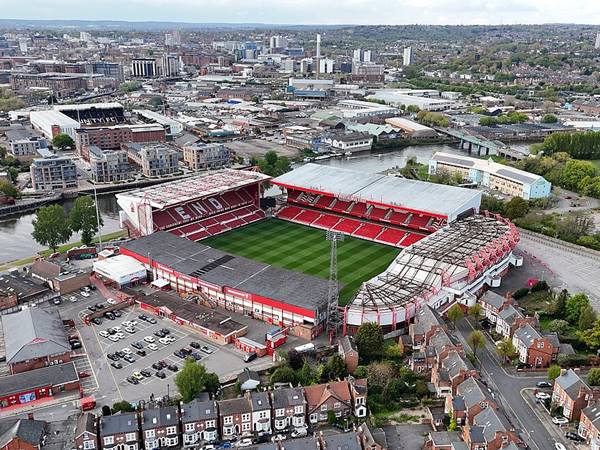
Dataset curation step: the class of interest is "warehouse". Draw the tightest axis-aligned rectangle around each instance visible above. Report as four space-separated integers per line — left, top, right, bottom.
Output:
93 254 148 287
120 232 330 340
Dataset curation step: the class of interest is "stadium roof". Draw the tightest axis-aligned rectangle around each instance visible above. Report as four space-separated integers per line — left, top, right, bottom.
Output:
272 163 480 219
121 231 330 311
117 169 271 209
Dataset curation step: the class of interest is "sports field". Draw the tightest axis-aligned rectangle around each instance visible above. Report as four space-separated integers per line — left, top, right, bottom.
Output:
201 219 401 305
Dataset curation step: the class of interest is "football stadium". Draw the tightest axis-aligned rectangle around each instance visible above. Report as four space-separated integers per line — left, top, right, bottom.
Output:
117 164 522 338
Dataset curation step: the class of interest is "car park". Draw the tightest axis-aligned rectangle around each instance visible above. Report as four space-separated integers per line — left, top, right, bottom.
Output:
131 342 144 350
144 336 156 343
155 371 166 379
92 317 102 325
111 361 123 369
148 343 159 351
123 354 135 363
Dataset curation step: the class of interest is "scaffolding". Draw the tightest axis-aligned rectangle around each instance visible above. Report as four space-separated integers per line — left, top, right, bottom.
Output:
326 230 344 343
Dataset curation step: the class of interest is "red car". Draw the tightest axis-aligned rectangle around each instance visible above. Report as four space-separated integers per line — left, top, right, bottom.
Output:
78 371 91 378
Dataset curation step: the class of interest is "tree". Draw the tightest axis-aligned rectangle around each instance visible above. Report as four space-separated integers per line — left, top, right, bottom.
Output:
588 368 600 386
32 204 72 252
547 364 561 381
327 410 336 425
69 196 103 246
355 322 383 359
175 359 213 403
101 405 112 416
503 197 529 220
468 304 483 327
286 349 304 370
548 319 569 335
541 114 558 123
566 293 590 324
52 133 74 150
579 304 596 331
111 400 134 414
579 319 600 350
0 180 18 198
467 330 485 361
326 354 347 380
479 116 498 126
496 338 517 364
298 360 315 386
447 303 464 329
553 290 568 317
148 96 164 107
270 365 296 385
203 372 220 394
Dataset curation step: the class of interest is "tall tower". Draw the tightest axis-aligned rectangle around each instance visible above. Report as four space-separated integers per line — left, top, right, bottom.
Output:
403 47 414 66
326 230 344 343
595 32 600 50
316 34 321 80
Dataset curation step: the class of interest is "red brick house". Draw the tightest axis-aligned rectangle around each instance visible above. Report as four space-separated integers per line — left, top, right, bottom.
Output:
446 377 498 425
338 336 359 374
304 380 355 424
73 413 97 450
217 397 252 440
140 405 180 449
479 291 512 325
0 418 47 450
409 305 448 350
552 368 597 422
180 398 218 447
431 350 477 397
463 407 523 450
512 323 559 368
99 412 140 450
578 400 600 448
495 304 537 339
271 386 307 432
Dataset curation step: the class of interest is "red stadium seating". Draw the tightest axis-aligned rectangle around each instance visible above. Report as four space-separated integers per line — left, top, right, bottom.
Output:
286 189 301 202
153 209 181 230
313 213 341 229
333 218 362 234
401 233 424 246
331 200 352 213
187 229 210 241
353 223 384 240
367 207 389 220
408 215 434 230
347 202 367 218
388 210 410 226
294 209 321 224
276 205 303 220
376 228 406 245
315 196 335 209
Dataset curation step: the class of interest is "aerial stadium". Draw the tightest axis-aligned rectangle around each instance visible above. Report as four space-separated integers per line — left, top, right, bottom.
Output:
116 163 522 337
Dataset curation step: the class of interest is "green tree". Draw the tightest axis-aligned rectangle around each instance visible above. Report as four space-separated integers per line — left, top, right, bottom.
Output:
355 322 384 359
175 358 211 403
578 320 600 350
588 368 600 386
119 81 143 93
566 293 590 324
479 116 498 126
32 204 72 252
447 303 464 329
496 338 517 364
52 133 74 150
467 330 485 361
548 319 569 334
553 290 568 317
286 349 304 370
203 372 220 394
468 304 483 327
69 196 103 246
579 305 596 331
326 354 347 380
327 410 336 425
541 114 558 123
148 96 164 107
0 180 18 198
111 400 134 414
447 417 457 431
298 360 315 385
561 160 597 191
270 365 296 385
503 197 529 220
547 364 561 381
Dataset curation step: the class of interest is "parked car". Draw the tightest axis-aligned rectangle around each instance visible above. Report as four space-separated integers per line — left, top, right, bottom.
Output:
271 434 287 442
138 314 149 321
123 354 135 363
190 341 201 349
243 352 257 363
536 381 553 388
152 361 165 370
104 312 115 320
126 376 139 385
70 341 82 349
69 296 78 303
107 353 119 361
148 343 159 351
131 341 144 350
121 348 133 355
144 336 156 343
111 361 123 369
147 317 157 324
115 332 125 340
107 298 117 305
154 330 166 338
155 371 166 379
291 427 308 438
125 327 136 334
200 346 213 354
190 352 203 361
552 416 569 425
237 438 253 447
554 443 567 450
141 369 152 378
535 392 551 401
108 334 120 342
52 298 62 305
87 305 97 312
132 371 144 381
80 291 90 298
122 321 137 328
115 351 125 358
174 350 188 359
167 364 179 372
99 331 109 338
94 303 104 309
136 350 147 357
92 317 102 326
113 310 122 318
160 328 170 335
88 284 96 291
565 431 584 442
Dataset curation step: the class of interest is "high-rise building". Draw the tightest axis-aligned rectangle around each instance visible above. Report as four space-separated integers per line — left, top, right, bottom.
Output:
160 54 181 77
80 31 92 42
165 30 181 46
403 47 414 66
595 32 600 50
30 152 78 191
353 49 363 62
319 58 335 74
131 58 158 78
363 50 372 63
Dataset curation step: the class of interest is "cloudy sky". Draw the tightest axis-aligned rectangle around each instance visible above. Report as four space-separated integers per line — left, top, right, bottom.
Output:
3 0 600 25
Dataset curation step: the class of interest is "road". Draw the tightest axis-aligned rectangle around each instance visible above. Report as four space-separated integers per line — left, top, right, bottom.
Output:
455 318 561 450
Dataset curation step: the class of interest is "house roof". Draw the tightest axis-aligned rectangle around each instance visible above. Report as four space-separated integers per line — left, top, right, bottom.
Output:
99 412 138 437
218 397 251 416
304 380 351 413
321 432 362 450
513 323 542 348
497 304 523 325
75 413 97 439
238 368 260 384
480 291 507 310
582 401 600 429
0 419 47 448
271 387 306 410
181 399 218 423
473 407 511 443
412 305 445 335
456 377 494 409
339 335 357 355
141 406 179 430
249 391 270 411
555 369 590 400
2 307 70 364
441 350 473 379
0 362 78 397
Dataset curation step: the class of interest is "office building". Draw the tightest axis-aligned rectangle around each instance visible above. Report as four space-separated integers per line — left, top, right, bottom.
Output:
75 123 166 158
165 30 181 46
319 58 335 74
85 61 124 82
131 57 158 78
10 72 88 98
403 47 414 66
351 62 384 82
5 129 48 158
161 54 181 77
182 143 231 170
88 145 131 183
30 151 77 191
429 152 552 199
596 32 600 50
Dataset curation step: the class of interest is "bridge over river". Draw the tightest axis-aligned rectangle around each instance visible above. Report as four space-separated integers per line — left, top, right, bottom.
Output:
437 128 527 160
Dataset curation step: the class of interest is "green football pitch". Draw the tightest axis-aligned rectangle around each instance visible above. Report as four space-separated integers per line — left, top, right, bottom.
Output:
201 219 401 305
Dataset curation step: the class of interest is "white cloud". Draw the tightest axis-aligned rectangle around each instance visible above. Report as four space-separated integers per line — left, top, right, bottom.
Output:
2 0 600 24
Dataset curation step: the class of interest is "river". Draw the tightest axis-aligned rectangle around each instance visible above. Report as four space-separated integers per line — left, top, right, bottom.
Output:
0 143 497 264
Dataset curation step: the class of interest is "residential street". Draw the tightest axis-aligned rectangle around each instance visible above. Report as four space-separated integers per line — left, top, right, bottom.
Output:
455 318 565 450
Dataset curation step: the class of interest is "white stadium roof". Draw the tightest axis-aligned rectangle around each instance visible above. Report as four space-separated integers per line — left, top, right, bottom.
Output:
117 169 271 209
272 163 481 219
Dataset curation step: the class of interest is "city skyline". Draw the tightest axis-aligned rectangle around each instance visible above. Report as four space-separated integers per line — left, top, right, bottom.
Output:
2 0 600 26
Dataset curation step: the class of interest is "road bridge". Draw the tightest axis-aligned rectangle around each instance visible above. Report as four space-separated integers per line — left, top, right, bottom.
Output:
437 128 526 160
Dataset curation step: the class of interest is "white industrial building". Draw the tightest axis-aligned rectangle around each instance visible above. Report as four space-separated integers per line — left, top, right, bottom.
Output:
134 109 184 136
29 110 80 139
93 254 147 287
367 89 458 111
